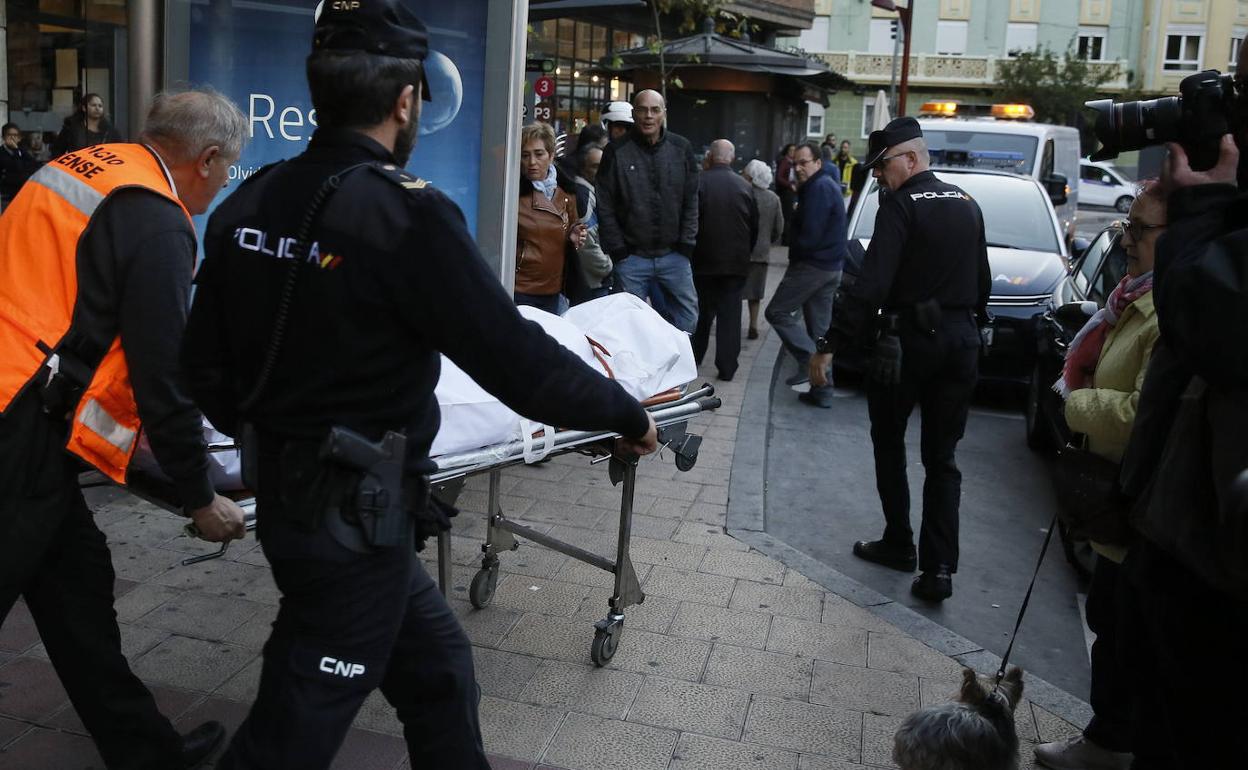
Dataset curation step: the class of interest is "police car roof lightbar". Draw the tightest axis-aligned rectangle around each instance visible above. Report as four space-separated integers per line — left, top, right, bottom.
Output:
991 103 1035 120
919 101 959 116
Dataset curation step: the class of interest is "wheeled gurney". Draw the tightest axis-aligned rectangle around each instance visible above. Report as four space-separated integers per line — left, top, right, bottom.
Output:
90 384 720 666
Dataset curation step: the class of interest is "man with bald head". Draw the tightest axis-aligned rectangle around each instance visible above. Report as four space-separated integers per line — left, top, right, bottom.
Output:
595 89 702 332
690 139 757 379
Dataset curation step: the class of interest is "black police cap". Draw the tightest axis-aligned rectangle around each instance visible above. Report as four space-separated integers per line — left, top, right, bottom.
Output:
864 116 923 169
313 0 433 100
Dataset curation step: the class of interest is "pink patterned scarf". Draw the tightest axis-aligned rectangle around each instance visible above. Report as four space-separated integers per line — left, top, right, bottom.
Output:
1054 271 1153 398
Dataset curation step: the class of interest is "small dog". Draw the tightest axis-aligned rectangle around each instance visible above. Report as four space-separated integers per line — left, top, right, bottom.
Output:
892 666 1024 770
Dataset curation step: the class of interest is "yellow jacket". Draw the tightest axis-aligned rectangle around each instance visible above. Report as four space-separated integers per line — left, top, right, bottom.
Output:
1064 289 1159 562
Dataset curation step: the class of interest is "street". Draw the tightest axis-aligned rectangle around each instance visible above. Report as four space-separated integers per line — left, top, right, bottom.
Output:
1074 205 1122 242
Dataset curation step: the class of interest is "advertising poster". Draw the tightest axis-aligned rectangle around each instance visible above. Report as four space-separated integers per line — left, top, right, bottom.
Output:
183 0 488 235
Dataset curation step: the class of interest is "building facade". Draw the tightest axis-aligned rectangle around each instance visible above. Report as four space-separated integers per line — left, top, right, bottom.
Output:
787 0 1245 148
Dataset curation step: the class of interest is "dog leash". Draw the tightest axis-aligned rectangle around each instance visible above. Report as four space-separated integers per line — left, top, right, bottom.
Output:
993 510 1058 690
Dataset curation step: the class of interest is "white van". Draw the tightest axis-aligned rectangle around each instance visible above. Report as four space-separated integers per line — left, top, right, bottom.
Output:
916 110 1081 243
1078 160 1136 213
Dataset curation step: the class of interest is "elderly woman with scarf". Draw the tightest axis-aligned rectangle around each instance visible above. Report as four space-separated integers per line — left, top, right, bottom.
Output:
515 122 586 315
1034 180 1164 770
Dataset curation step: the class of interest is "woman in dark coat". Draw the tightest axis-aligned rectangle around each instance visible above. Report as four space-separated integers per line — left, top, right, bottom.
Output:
51 93 121 158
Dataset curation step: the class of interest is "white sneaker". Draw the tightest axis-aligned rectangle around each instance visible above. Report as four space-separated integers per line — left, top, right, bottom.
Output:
1033 734 1132 770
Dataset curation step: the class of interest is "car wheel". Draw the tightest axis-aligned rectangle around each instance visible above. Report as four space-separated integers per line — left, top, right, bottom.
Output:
1025 361 1052 452
1115 195 1134 213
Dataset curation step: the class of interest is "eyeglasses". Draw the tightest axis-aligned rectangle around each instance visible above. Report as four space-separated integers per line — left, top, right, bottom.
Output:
1121 218 1166 240
632 106 663 116
878 151 913 165
794 157 819 167
2 132 19 140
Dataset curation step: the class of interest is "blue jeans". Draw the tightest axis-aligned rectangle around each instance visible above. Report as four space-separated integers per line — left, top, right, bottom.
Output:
765 262 842 365
614 252 698 333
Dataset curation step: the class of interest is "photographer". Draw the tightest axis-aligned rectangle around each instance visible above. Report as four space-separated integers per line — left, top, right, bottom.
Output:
1111 50 1248 768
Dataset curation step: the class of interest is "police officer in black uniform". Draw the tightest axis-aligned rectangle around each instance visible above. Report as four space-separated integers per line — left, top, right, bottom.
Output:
180 2 658 767
808 117 990 602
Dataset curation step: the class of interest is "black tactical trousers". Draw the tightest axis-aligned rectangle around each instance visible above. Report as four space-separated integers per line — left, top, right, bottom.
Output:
218 455 489 770
865 315 978 572
0 391 184 769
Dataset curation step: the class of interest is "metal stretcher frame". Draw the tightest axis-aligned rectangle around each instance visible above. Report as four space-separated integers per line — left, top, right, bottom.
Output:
99 384 720 667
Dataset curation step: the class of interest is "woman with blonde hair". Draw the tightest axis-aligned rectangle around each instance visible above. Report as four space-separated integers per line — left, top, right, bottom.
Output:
515 122 585 314
741 159 784 338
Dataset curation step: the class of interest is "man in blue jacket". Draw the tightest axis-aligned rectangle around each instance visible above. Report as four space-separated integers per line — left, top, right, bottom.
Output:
765 140 847 407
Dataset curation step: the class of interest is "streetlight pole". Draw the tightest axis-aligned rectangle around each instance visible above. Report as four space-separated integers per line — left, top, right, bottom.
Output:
887 16 902 115
897 3 914 116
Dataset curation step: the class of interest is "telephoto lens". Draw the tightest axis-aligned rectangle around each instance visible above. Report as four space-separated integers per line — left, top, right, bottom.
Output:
1086 96 1183 161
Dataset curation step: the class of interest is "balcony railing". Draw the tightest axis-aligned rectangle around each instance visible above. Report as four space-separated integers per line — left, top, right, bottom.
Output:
813 51 1130 91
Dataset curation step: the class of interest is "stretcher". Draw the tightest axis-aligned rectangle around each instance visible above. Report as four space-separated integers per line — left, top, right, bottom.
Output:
85 384 720 666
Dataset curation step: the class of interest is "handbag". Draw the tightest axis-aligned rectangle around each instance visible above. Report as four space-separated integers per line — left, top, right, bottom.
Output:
1054 437 1131 544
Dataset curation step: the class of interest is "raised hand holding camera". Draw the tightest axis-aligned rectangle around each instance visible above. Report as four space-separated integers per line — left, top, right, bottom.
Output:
1163 135 1240 190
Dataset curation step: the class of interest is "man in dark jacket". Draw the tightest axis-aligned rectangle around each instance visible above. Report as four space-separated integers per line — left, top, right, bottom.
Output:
0 123 40 209
765 140 847 407
595 89 701 333
691 139 758 381
1112 61 1248 765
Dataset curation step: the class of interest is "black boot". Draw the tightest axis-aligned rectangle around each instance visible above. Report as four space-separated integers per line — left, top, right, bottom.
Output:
852 539 917 572
181 721 226 768
911 566 953 602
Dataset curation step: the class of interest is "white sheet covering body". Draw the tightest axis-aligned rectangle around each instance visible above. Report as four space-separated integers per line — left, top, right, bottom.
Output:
130 295 695 486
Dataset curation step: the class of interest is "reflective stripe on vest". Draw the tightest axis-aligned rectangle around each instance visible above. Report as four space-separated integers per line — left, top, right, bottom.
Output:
0 144 192 484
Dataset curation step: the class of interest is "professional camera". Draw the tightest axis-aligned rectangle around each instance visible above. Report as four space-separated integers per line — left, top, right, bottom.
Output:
1086 69 1240 171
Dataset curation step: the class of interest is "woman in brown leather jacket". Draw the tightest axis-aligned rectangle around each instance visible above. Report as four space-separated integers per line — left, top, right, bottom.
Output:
515 122 586 314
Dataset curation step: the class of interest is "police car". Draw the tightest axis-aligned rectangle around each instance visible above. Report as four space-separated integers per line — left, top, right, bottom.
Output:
843 168 1070 386
916 102 1081 243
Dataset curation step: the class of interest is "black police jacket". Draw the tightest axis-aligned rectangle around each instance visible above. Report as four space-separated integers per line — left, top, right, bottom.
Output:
829 170 991 346
182 129 649 475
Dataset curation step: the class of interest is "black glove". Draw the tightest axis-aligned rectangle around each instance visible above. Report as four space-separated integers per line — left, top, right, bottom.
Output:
868 334 903 387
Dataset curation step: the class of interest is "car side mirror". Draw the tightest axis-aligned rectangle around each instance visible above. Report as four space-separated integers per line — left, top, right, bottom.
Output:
1045 173 1069 206
1055 300 1098 332
1070 237 1091 259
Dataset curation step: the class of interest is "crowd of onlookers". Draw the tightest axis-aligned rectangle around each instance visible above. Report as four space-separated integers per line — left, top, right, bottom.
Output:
0 92 123 211
512 94 869 389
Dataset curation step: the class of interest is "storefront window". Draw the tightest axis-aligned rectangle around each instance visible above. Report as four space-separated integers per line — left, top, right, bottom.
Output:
525 17 638 136
5 0 129 142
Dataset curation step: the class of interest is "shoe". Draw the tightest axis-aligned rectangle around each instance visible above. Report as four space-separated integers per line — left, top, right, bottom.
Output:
717 372 735 382
852 539 917 571
798 391 831 409
181 720 226 768
1034 734 1132 770
747 328 759 340
911 567 953 602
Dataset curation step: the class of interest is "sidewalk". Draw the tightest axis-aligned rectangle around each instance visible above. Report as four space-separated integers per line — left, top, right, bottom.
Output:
0 252 1081 769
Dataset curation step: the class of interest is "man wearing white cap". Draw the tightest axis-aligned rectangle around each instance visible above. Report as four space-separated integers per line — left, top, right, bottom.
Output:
601 100 634 141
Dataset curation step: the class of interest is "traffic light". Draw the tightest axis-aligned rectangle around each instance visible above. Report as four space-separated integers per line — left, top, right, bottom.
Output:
525 58 555 74
890 20 899 41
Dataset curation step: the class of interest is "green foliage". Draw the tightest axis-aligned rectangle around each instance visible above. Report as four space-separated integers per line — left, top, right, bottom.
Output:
995 42 1120 127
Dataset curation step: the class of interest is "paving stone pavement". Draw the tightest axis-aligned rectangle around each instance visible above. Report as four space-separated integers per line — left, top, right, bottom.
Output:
0 253 1080 769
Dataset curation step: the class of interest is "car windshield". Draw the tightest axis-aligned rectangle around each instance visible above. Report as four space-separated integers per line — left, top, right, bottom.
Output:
923 130 1038 174
851 172 1062 253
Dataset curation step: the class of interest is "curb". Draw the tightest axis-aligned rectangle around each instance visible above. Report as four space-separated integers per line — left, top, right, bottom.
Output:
726 331 1095 730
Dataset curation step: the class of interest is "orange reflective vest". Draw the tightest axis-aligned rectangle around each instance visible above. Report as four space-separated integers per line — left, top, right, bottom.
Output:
0 143 193 483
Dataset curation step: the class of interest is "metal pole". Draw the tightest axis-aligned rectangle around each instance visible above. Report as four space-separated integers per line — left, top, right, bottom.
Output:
1 1 9 126
898 6 914 117
888 17 901 116
127 0 160 140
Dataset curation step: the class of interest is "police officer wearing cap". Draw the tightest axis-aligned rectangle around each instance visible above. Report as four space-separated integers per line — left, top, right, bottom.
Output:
181 2 658 767
807 117 990 602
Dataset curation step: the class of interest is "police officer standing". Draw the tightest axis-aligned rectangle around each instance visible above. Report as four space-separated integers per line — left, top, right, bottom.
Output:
808 117 990 602
180 2 657 768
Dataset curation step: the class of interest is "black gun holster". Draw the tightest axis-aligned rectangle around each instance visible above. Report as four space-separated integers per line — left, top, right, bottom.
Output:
265 426 419 552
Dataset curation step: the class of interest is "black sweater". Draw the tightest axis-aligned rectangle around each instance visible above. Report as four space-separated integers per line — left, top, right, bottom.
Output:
75 189 214 509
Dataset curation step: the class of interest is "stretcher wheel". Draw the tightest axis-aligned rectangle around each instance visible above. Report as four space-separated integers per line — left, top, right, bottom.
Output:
590 618 623 666
674 452 697 472
468 567 498 609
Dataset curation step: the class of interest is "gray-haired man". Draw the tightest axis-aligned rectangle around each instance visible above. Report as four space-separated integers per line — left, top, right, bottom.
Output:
0 89 248 768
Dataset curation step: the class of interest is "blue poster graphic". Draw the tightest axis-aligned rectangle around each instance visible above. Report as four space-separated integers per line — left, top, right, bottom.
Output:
186 0 486 234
